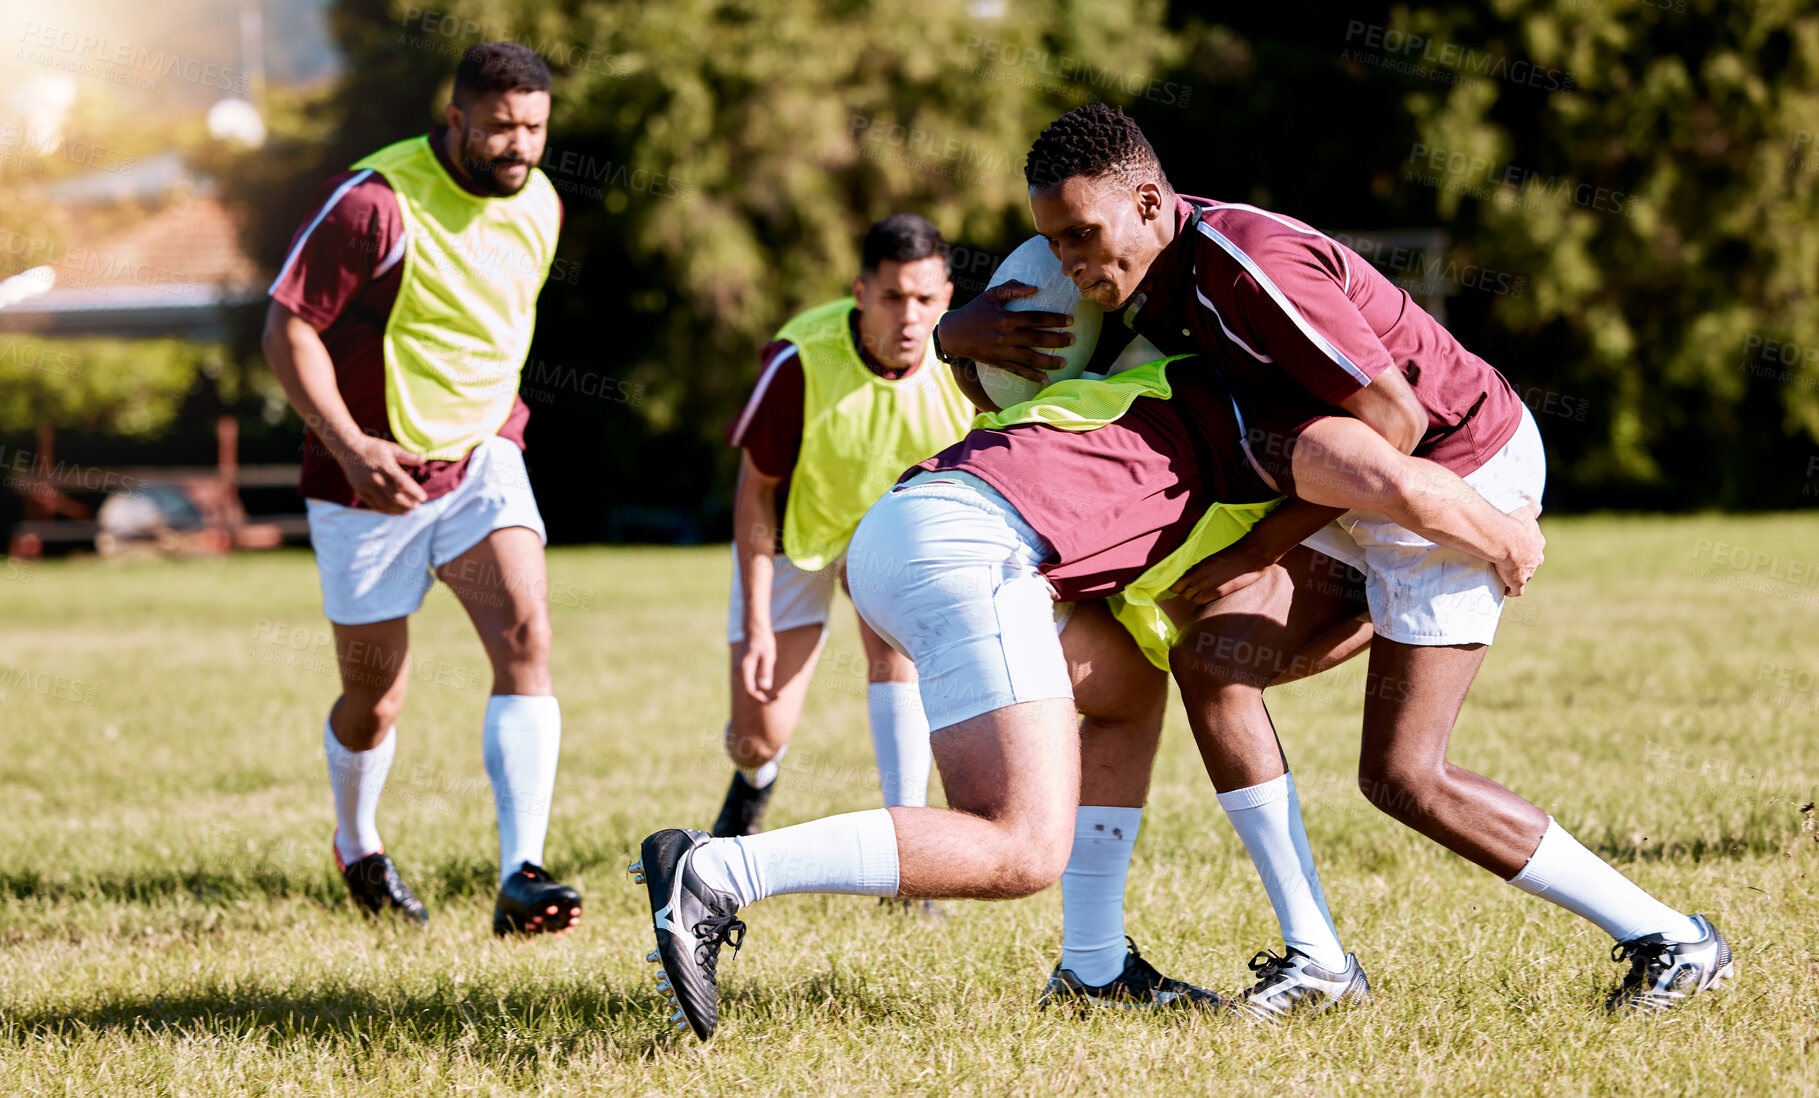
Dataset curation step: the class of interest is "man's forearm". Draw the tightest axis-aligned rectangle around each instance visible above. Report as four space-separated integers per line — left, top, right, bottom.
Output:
1235 499 1346 567
732 466 779 634
264 307 362 455
1292 416 1525 568
1383 459 1528 567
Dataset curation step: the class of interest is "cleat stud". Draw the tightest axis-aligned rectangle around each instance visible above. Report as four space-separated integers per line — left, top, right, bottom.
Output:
632 873 645 884
646 950 660 963
628 859 643 873
669 1009 686 1023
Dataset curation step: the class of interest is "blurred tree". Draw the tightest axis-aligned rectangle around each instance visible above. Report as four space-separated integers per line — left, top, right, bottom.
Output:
1387 1 1819 509
0 337 220 438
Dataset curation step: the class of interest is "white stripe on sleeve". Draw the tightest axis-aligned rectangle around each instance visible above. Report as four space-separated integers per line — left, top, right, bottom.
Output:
728 343 800 447
267 168 376 296
1196 219 1373 387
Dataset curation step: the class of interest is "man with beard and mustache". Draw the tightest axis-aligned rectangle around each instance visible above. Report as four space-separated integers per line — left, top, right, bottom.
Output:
262 43 580 937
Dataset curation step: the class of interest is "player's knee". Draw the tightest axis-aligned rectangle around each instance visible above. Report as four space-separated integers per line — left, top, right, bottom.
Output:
1169 642 1267 696
1356 760 1436 820
339 691 403 744
995 817 1072 897
500 613 552 668
724 724 784 767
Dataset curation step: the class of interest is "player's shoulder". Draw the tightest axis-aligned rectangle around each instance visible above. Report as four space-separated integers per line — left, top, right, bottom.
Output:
1197 202 1332 254
305 168 400 228
1194 202 1349 284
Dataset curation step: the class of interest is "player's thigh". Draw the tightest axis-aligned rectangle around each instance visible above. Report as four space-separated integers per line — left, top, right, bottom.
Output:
1172 545 1366 692
931 697 1080 837
436 525 551 664
1062 598 1166 727
728 622 826 747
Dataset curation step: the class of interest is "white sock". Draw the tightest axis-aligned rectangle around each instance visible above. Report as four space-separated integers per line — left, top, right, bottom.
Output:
1508 817 1704 943
324 718 394 866
483 694 562 887
1060 806 1142 986
867 681 932 808
1217 772 1346 971
738 741 787 789
689 809 899 908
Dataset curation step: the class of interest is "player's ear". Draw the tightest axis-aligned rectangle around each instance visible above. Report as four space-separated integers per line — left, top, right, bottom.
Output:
851 274 868 309
444 100 464 135
1136 181 1166 222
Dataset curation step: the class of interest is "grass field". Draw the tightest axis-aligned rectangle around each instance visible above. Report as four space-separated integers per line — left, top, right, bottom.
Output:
3 514 1818 1096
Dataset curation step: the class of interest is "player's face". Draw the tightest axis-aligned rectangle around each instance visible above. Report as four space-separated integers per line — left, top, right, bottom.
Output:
1030 175 1170 311
445 88 550 197
852 256 954 371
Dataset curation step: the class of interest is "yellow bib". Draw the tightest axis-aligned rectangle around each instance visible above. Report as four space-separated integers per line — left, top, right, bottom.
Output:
353 136 561 460
981 356 1283 670
779 298 975 571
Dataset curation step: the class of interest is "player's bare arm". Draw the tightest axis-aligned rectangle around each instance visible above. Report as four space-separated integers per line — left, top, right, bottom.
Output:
261 301 426 514
1291 415 1545 595
1171 499 1346 604
731 450 784 702
1338 366 1425 455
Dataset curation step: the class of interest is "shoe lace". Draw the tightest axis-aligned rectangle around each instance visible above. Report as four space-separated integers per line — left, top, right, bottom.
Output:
1611 936 1674 988
1119 936 1165 991
693 912 747 975
1246 949 1290 996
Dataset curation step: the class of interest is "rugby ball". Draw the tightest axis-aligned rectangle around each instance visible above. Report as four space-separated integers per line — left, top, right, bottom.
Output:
976 236 1103 409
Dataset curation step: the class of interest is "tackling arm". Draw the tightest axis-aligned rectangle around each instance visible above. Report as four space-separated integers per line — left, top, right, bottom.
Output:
1290 415 1544 595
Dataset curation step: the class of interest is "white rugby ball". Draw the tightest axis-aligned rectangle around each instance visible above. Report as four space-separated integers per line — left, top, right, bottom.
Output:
976 236 1103 409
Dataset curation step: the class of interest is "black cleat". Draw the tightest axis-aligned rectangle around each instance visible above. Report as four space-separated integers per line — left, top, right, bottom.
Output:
711 771 775 837
1606 913 1735 1014
1232 946 1370 1024
1038 937 1224 1012
337 846 428 925
493 861 582 937
630 828 745 1040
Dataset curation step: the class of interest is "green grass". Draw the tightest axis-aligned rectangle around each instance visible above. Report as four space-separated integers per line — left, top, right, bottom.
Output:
3 514 1818 1096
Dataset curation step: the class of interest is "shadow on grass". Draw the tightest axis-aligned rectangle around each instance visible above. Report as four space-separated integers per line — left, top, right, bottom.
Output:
2 966 926 1059
0 842 640 908
2 978 659 1056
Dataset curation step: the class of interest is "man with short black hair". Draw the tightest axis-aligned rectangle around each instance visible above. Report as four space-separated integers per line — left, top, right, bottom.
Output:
714 213 973 836
262 42 581 937
935 104 1731 1016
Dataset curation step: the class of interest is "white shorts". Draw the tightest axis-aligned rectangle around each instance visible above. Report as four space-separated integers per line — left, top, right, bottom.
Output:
726 546 839 645
1301 406 1547 647
306 436 548 626
847 470 1073 731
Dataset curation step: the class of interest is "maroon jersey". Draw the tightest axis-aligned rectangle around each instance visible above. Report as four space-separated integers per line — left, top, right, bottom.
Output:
1131 196 1524 495
268 128 543 506
726 317 919 542
913 367 1274 601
